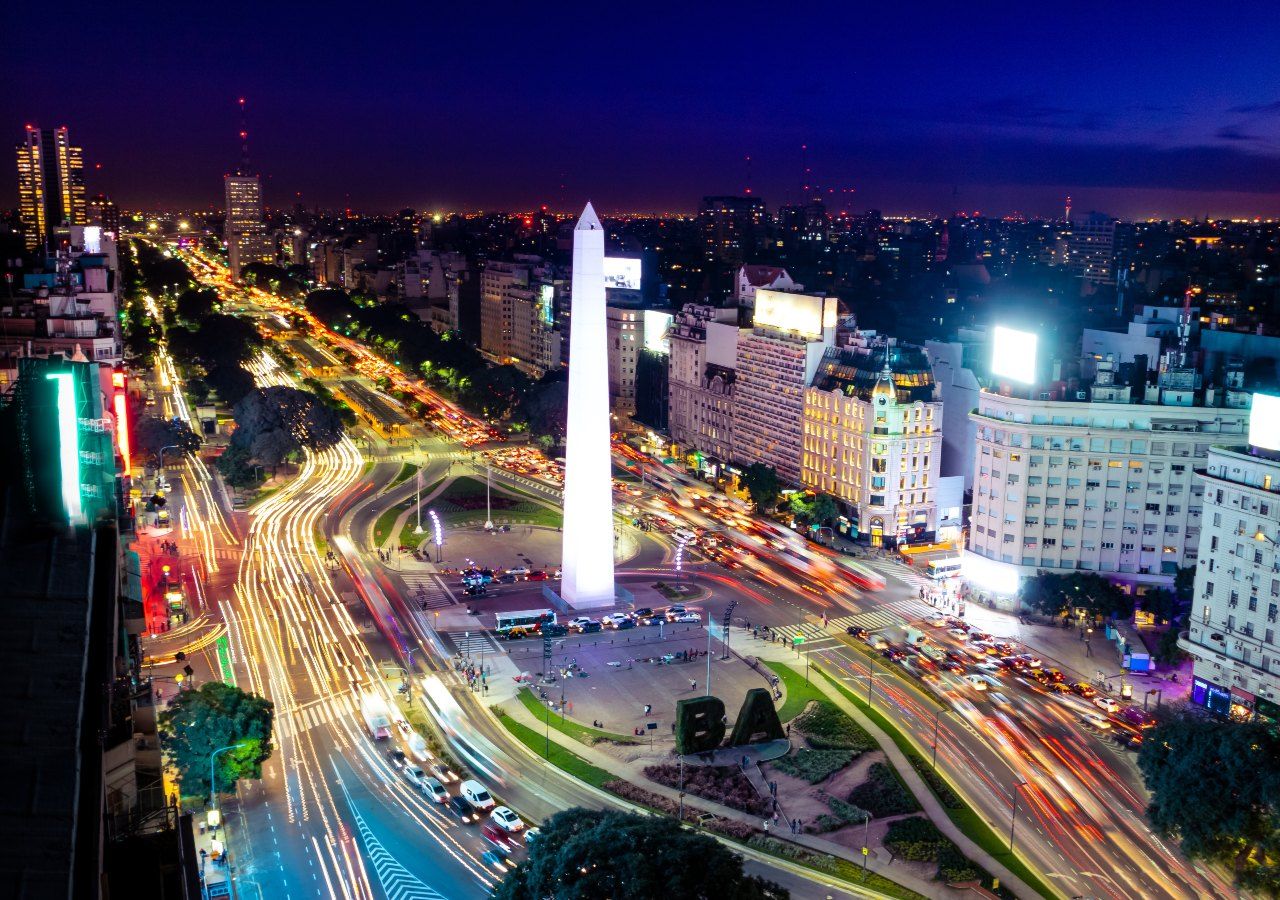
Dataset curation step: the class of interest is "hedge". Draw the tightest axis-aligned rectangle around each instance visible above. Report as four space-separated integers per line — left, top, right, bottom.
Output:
770 748 854 784
848 762 921 817
793 700 877 752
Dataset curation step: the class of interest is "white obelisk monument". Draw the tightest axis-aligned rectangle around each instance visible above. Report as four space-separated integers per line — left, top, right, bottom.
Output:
560 202 616 608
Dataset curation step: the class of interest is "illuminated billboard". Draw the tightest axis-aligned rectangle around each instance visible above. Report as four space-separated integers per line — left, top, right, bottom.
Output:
753 290 834 340
1250 393 1280 451
603 257 641 291
991 325 1038 384
643 310 673 354
538 283 555 326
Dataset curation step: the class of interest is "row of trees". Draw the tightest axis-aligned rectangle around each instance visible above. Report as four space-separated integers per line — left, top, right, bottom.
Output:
1018 571 1136 620
216 385 347 487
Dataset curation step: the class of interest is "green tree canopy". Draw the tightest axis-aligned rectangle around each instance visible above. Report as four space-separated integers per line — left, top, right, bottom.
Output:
157 682 274 800
495 808 788 900
789 492 838 527
131 415 201 467
175 287 220 324
228 385 346 468
1138 715 1280 889
205 364 257 406
1018 572 1133 620
517 375 568 441
739 463 780 511
1139 587 1179 625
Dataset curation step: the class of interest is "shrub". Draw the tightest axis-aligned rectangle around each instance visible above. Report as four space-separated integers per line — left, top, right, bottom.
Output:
937 843 983 884
848 762 920 817
602 780 759 840
907 754 963 810
825 794 870 825
793 700 876 752
883 816 949 861
770 748 854 784
812 813 845 833
643 764 769 816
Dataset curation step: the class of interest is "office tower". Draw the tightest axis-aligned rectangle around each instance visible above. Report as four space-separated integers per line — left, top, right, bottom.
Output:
803 343 943 547
88 193 121 237
698 195 766 267
731 290 837 484
479 259 529 359
1181 420 1280 719
224 99 272 281
560 203 615 609
668 303 740 472
16 125 86 251
606 305 641 415
1065 211 1116 290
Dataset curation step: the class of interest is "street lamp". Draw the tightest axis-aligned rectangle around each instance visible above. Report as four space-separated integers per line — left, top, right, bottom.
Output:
428 509 443 564
1255 530 1276 547
1008 779 1028 852
931 707 949 771
210 741 251 809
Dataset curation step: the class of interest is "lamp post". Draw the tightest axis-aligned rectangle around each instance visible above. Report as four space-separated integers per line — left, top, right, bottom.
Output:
1008 779 1028 852
209 742 247 810
413 470 423 535
931 707 947 770
861 812 871 880
429 509 443 564
157 444 182 474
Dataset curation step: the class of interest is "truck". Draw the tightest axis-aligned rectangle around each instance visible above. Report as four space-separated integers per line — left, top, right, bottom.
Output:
361 692 392 740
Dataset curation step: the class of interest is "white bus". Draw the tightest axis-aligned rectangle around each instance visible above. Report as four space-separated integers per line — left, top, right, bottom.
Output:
926 557 963 581
494 609 556 635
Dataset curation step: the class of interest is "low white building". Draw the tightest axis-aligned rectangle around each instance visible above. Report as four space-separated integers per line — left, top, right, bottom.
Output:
1181 441 1280 720
736 265 801 309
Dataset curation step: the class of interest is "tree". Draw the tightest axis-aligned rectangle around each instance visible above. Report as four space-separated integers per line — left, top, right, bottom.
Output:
1139 715 1280 886
216 441 262 489
1140 587 1179 625
1018 572 1133 620
131 415 201 467
175 287 220 324
228 386 346 469
158 682 274 800
517 376 568 441
739 463 780 511
1152 627 1188 666
789 492 838 527
1174 565 1196 602
495 808 788 900
205 364 256 406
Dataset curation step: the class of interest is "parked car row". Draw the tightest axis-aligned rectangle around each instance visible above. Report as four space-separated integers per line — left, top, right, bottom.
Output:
564 606 703 634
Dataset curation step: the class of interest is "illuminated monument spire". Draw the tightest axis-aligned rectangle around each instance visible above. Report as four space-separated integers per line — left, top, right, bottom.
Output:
560 202 616 608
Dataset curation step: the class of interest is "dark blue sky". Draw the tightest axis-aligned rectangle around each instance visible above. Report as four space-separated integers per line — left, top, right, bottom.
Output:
6 1 1280 218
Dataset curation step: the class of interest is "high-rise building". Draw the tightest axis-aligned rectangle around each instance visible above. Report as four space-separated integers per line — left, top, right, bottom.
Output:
699 195 766 267
803 342 943 547
668 303 739 472
1181 432 1280 720
224 100 272 281
606 305 642 415
479 259 530 359
731 289 837 484
16 125 86 251
1064 212 1116 291
87 193 120 237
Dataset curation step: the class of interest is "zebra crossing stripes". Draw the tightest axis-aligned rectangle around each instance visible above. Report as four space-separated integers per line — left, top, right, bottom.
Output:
400 572 455 610
446 630 500 656
276 697 349 740
338 771 451 900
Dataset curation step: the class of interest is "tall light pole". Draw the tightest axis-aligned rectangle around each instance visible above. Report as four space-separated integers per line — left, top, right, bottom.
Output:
429 509 443 564
484 461 492 531
413 469 424 535
1008 779 1028 852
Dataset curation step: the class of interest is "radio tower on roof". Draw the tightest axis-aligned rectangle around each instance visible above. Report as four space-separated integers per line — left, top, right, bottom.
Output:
236 97 252 176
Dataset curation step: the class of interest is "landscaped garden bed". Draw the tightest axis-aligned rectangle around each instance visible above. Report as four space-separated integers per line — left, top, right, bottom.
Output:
643 763 769 816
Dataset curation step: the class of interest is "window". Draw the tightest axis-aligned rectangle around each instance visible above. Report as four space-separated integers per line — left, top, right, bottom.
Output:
1101 542 1115 550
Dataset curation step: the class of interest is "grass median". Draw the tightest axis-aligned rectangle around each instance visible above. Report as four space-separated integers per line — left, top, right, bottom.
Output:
492 706 615 788
765 658 828 722
815 663 1058 900
515 688 638 745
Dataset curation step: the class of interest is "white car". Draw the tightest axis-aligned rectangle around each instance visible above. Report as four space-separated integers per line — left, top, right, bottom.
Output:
925 616 947 627
603 613 632 628
461 779 496 810
523 826 541 845
947 628 969 639
964 674 989 691
403 765 426 788
422 776 449 803
568 617 596 631
490 806 524 832
1094 696 1120 714
671 612 701 624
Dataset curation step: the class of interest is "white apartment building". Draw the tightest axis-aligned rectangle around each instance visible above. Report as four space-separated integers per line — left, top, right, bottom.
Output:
1181 443 1280 720
224 173 272 281
479 259 534 360
607 305 642 415
668 304 740 469
731 290 837 484
1065 212 1116 289
510 278 563 378
967 391 1249 592
736 265 800 309
803 345 943 546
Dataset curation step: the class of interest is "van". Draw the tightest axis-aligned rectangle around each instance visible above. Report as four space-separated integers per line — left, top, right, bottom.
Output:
461 778 495 810
867 633 890 650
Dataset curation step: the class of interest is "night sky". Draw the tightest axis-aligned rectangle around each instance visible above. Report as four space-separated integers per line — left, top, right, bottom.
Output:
6 2 1280 218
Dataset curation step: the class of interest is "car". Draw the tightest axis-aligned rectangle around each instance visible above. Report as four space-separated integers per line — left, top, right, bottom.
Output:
430 762 458 782
580 621 603 633
448 795 480 822
403 765 426 788
1015 654 1043 668
388 748 407 769
965 674 989 691
845 625 869 639
975 660 1002 674
633 607 654 620
1070 682 1098 699
464 584 488 596
1043 668 1066 683
881 647 905 661
507 566 530 576
616 618 636 630
947 628 969 639
523 826 541 846
568 616 596 631
395 718 413 737
602 613 632 628
665 605 688 618
481 849 510 870
496 573 518 584
1118 707 1156 729
481 822 516 852
1094 696 1120 714
672 612 701 624
542 623 568 637
490 806 524 832
461 779 496 810
422 777 449 803
1080 712 1112 731
527 570 549 581
925 615 948 627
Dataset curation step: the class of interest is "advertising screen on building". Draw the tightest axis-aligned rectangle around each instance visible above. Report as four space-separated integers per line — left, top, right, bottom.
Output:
991 325 1038 384
1250 393 1280 451
753 290 832 340
603 257 641 291
643 310 673 354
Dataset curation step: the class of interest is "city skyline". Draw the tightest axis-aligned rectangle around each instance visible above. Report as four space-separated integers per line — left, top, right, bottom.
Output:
6 3 1280 218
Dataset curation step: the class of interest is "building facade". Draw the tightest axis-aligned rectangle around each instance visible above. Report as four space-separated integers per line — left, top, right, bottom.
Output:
1181 443 1280 720
668 304 739 468
966 390 1249 590
16 125 86 251
607 305 642 415
224 173 272 280
730 290 837 484
479 259 532 360
803 343 942 546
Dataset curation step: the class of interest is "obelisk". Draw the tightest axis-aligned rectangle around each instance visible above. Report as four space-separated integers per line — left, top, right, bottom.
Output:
560 202 616 608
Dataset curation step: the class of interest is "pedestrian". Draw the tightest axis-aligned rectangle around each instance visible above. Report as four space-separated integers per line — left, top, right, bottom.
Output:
785 723 791 738
689 679 697 691
763 819 770 833
644 704 652 715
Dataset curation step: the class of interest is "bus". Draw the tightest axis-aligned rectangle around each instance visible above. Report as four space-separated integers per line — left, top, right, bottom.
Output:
926 557 963 581
494 609 556 635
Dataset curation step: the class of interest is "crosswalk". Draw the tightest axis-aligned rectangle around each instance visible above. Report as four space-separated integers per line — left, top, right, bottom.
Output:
763 598 939 647
446 630 501 656
859 556 934 591
400 571 455 610
276 696 351 740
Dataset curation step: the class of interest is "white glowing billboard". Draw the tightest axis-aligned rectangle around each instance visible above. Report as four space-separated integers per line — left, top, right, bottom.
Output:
753 290 835 340
643 310 673 354
991 325 1038 384
1250 393 1280 451
603 257 641 291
